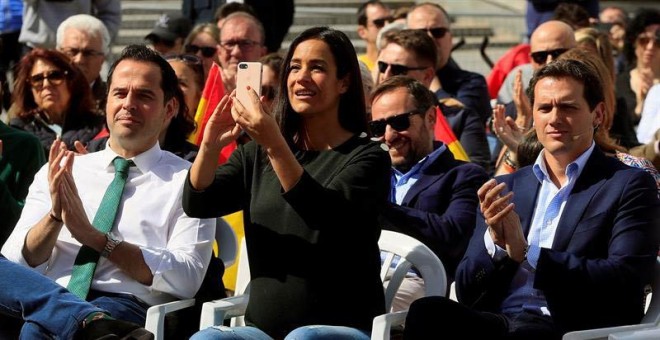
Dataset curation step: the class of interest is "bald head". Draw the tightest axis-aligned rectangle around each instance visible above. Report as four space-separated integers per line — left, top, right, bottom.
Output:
530 20 576 69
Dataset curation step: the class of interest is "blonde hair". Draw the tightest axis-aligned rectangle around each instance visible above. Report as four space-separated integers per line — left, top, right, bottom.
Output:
574 27 615 82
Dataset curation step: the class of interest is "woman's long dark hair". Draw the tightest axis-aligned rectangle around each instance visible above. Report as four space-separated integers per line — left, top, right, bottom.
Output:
271 26 367 148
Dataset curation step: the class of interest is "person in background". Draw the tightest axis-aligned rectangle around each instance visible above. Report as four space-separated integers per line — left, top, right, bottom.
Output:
370 76 488 310
145 14 193 56
8 48 103 156
186 26 390 339
184 23 221 80
217 12 267 93
406 2 491 123
18 0 120 52
599 6 628 73
356 0 392 71
404 57 659 340
56 14 111 112
616 8 660 126
259 52 283 113
214 2 257 32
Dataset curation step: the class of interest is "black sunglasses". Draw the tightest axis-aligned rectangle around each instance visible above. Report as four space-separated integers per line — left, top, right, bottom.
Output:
417 27 450 39
372 16 394 29
28 70 68 90
377 61 427 76
185 44 217 58
636 33 660 48
368 110 423 137
164 53 202 65
530 48 568 64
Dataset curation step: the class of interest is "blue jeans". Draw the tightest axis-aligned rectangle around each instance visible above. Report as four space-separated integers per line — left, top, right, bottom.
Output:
0 254 105 339
191 325 371 340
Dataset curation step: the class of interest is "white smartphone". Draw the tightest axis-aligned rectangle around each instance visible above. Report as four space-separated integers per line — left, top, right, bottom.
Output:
236 62 262 106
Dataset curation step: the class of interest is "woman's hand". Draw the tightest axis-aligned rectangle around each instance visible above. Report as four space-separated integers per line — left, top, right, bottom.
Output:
47 139 69 220
512 69 532 130
231 86 283 149
200 92 243 152
492 104 524 152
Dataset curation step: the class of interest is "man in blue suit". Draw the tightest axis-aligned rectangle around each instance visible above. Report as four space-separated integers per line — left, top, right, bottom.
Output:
403 59 659 339
370 75 488 311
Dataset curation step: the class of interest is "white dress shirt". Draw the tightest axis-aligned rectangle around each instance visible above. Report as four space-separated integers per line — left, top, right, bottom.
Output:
2 142 215 306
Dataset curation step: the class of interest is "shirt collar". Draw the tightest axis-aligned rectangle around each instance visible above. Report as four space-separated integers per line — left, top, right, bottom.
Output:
99 141 163 174
532 141 595 184
392 143 446 177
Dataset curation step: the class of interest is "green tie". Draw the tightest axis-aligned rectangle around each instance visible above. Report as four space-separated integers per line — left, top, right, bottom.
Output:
67 157 132 299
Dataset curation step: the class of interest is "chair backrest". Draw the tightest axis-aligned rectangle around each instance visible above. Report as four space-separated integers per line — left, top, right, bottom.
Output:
378 230 448 310
641 256 660 323
228 230 447 325
216 218 238 267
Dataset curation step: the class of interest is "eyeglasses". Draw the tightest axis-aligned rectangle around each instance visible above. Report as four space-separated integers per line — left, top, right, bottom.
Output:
636 34 660 48
377 61 427 76
261 84 276 101
219 39 261 51
530 48 569 64
28 70 68 90
185 44 217 58
416 27 450 39
372 16 394 29
368 110 423 137
60 47 104 58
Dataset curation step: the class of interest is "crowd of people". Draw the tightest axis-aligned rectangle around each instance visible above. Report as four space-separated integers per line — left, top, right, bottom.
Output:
0 1 659 339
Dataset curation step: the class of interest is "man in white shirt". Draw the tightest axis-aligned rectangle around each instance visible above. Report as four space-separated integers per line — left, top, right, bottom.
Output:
2 44 216 326
403 58 659 338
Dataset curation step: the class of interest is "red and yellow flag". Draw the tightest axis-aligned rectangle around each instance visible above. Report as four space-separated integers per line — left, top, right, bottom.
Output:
188 62 237 164
434 106 469 162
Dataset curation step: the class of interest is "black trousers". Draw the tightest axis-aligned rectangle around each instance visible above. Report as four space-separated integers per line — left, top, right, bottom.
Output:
403 296 561 340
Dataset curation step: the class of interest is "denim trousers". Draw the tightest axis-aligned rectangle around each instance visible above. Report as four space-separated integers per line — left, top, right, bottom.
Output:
0 254 105 339
191 325 371 340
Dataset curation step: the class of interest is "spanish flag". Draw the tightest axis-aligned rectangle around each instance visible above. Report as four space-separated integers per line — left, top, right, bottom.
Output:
434 106 469 162
188 62 237 164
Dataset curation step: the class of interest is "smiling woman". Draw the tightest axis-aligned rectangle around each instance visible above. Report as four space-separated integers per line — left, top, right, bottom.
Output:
8 48 104 158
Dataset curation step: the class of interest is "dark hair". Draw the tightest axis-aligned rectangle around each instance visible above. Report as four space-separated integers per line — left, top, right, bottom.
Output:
214 2 256 23
108 45 191 143
517 129 543 168
12 48 97 130
165 53 205 90
553 3 591 30
371 75 437 116
357 0 389 26
623 8 660 65
259 52 284 100
272 27 367 146
386 29 438 69
527 58 604 112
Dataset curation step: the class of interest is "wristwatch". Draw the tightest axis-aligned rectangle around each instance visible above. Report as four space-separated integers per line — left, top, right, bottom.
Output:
100 232 123 258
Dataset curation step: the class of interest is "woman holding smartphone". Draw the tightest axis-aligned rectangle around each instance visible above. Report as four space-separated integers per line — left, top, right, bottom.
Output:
185 26 390 339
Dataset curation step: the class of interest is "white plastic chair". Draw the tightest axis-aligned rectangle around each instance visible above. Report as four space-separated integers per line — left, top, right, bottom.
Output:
198 230 448 340
144 218 238 340
562 256 660 340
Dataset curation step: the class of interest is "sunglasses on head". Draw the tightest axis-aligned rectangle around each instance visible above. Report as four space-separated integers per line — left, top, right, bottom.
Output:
377 61 427 76
28 70 68 90
417 27 449 39
372 16 394 29
185 44 217 58
368 110 423 137
530 48 569 64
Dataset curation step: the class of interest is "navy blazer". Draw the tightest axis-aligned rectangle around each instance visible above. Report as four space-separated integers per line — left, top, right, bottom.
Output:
380 144 489 282
455 147 660 334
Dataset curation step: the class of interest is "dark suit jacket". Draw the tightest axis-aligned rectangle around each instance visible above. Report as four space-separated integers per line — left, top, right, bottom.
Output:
380 144 489 282
437 58 491 123
440 101 492 174
455 147 660 334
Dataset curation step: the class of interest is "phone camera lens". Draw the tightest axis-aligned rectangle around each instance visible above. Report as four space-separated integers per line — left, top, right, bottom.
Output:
239 64 247 69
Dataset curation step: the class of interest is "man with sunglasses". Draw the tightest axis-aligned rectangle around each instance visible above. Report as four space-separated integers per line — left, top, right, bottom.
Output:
57 14 111 112
377 29 491 172
407 2 491 124
370 76 488 311
356 0 392 71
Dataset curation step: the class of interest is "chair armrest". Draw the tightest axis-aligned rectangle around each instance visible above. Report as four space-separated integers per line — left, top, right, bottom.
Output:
199 294 250 330
144 298 196 340
562 323 656 340
371 310 408 340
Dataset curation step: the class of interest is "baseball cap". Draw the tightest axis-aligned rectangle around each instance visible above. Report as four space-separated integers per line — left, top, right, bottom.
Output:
145 14 192 44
